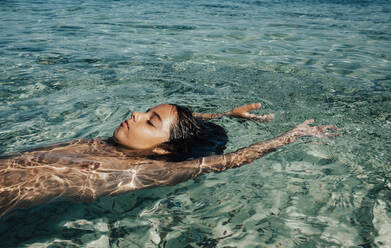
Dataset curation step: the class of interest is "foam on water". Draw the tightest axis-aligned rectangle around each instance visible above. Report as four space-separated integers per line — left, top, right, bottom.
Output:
1 0 390 247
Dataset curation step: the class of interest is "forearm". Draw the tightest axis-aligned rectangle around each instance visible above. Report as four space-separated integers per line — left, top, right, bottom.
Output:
191 119 337 172
192 112 228 120
194 130 299 172
193 103 274 121
193 110 274 121
124 129 301 191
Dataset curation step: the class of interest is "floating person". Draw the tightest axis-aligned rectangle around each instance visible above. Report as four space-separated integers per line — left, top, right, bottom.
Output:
0 103 337 217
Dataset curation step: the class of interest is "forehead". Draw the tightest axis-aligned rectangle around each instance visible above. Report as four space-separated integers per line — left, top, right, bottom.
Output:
150 104 178 122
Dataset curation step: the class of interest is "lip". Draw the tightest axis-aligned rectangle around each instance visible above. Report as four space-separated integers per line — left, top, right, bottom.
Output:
121 120 129 129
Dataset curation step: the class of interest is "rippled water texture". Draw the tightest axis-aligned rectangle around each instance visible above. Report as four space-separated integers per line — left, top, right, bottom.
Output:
1 0 390 247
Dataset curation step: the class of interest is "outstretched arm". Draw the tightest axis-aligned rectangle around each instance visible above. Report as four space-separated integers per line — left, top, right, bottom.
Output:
113 120 337 192
193 103 274 122
189 120 337 171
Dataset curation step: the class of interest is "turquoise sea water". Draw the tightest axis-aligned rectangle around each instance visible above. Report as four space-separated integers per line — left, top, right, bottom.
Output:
1 0 390 247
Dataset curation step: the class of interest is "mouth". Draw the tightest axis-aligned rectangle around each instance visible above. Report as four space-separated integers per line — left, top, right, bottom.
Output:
121 120 129 129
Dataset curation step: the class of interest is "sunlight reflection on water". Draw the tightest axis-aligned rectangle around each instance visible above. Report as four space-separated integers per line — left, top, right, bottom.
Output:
0 0 390 247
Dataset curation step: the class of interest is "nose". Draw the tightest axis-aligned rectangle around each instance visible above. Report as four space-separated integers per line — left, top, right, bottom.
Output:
131 111 146 122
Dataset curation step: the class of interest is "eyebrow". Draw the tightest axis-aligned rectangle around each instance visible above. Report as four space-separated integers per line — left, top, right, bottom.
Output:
146 108 162 125
152 111 162 122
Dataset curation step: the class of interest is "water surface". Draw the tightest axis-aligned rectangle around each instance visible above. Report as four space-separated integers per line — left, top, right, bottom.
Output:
0 0 390 247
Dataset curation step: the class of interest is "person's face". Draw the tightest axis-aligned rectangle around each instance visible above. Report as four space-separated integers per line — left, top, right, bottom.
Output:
113 104 177 149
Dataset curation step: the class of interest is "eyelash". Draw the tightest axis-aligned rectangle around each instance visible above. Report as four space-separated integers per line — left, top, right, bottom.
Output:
147 120 154 127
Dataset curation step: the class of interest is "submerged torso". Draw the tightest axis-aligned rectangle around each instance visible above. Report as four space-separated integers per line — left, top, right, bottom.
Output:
0 139 167 216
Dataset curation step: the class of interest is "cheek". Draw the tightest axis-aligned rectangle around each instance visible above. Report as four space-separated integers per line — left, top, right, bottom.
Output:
130 128 169 147
130 128 157 143
114 123 170 149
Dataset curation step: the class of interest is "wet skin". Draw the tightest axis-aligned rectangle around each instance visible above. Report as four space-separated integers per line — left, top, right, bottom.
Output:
113 103 275 150
113 104 177 150
0 103 337 217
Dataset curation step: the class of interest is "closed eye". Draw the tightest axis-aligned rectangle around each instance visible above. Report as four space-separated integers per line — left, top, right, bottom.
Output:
147 120 155 127
148 112 161 128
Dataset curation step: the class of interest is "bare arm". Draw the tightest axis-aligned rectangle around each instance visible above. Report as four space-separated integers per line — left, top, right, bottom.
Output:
0 120 336 217
113 120 337 192
188 120 337 171
193 103 274 121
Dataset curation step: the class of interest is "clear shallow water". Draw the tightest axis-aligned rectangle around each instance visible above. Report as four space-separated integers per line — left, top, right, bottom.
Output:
0 0 390 247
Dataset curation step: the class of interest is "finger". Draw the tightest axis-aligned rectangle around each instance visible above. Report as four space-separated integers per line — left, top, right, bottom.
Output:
326 125 338 130
238 113 274 122
232 103 262 113
314 125 340 138
242 102 262 111
303 119 315 125
318 132 341 138
253 113 274 121
316 125 338 132
242 113 256 118
324 125 341 137
243 113 262 119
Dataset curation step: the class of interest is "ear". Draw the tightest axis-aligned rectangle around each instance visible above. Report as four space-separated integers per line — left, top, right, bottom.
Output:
152 146 172 155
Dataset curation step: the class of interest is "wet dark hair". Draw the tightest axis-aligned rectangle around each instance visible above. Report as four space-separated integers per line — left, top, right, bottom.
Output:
160 104 228 161
170 104 202 141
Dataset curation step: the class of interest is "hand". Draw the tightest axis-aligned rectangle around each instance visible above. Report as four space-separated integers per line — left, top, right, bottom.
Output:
228 103 274 121
291 119 338 138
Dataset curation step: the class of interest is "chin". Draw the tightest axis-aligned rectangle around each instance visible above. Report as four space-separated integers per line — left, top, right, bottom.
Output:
113 128 125 145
